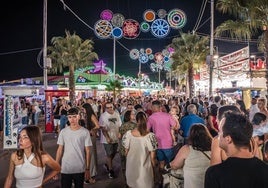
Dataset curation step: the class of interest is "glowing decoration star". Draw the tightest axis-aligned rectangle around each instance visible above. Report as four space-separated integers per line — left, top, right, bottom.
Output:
151 19 170 38
94 20 113 39
167 9 187 29
100 9 113 21
92 60 108 74
123 19 140 39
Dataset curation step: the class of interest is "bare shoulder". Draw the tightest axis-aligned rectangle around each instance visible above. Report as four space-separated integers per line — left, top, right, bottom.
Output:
41 153 52 162
10 151 18 161
179 145 190 156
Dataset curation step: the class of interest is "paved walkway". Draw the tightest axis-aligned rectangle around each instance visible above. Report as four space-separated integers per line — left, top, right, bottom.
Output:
0 115 126 188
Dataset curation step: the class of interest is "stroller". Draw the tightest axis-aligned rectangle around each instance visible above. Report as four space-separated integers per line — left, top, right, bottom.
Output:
162 139 184 188
162 168 184 188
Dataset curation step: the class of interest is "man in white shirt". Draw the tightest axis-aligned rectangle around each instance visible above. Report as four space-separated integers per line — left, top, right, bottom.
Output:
99 102 122 179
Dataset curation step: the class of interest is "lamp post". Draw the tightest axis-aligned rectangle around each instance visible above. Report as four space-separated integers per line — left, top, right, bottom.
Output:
43 0 48 90
209 0 214 96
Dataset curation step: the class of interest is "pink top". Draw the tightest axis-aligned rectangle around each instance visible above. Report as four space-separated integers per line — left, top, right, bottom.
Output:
147 112 176 149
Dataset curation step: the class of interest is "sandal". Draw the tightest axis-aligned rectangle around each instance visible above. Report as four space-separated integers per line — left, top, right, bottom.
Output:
84 178 96 184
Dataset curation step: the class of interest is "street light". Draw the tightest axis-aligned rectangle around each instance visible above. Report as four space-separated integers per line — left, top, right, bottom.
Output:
43 0 48 90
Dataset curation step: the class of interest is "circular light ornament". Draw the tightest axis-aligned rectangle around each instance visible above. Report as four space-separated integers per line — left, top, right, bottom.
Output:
111 13 125 27
162 49 170 57
154 52 164 63
94 19 113 39
151 19 170 38
140 22 150 32
167 9 187 29
139 53 149 64
100 9 113 21
112 27 123 39
157 9 167 19
150 63 157 72
129 49 140 60
143 9 156 22
163 56 170 63
122 19 140 39
149 54 154 60
164 62 172 71
145 48 152 55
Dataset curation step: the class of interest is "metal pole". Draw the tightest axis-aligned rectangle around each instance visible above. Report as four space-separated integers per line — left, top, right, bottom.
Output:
138 61 141 96
169 71 172 88
113 38 116 79
209 0 214 96
159 69 161 84
43 0 48 90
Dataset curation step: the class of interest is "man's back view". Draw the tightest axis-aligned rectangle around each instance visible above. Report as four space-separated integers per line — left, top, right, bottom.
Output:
147 100 176 170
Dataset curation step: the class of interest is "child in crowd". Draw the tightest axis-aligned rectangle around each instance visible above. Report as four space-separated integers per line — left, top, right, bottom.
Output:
169 106 180 146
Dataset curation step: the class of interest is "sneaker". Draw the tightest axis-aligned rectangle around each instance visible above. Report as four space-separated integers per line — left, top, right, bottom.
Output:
108 170 115 179
103 163 109 172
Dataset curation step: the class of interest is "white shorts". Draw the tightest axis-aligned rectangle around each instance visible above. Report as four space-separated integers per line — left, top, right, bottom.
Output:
54 119 60 127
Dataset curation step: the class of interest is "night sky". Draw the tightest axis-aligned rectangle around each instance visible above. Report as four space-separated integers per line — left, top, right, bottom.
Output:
0 0 259 83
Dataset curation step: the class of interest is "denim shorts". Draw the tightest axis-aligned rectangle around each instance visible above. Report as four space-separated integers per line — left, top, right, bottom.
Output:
156 148 174 163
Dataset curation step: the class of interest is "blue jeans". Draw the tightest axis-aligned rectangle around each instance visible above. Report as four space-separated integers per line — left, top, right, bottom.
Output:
60 115 68 130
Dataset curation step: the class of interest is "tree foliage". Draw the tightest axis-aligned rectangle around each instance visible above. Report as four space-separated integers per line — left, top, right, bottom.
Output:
169 32 209 97
48 30 98 104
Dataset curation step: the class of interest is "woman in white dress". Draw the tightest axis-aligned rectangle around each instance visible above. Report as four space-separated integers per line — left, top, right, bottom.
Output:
4 126 60 188
123 111 158 188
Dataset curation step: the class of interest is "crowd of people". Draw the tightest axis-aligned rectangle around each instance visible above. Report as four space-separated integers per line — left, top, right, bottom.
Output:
3 94 268 188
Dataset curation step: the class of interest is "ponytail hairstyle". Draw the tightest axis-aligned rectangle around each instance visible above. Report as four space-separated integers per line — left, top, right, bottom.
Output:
136 111 148 136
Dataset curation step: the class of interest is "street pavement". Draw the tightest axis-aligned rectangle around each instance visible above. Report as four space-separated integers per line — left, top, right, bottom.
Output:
0 117 125 188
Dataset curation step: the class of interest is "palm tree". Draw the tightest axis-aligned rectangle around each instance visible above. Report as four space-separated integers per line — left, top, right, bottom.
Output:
169 32 209 98
105 80 123 102
48 30 98 104
215 0 268 93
